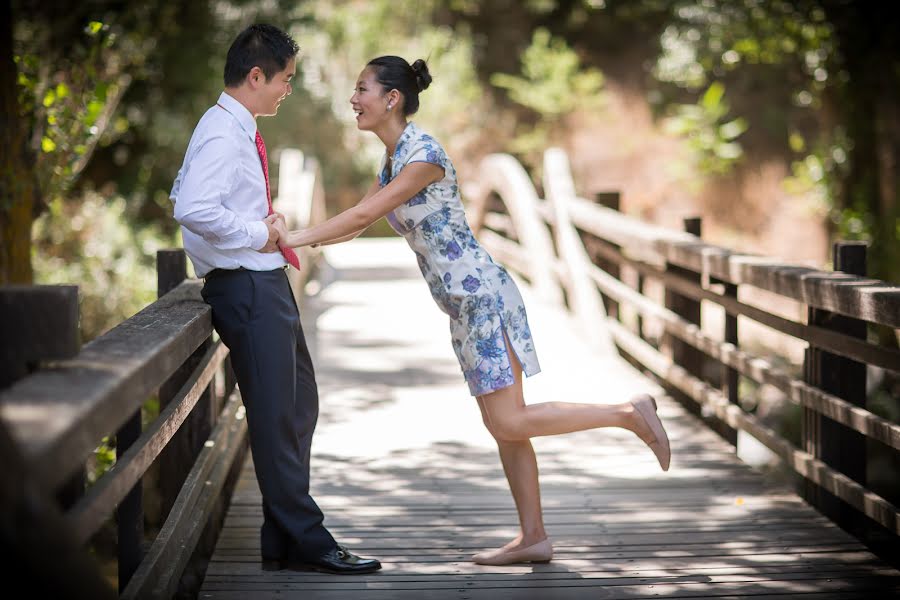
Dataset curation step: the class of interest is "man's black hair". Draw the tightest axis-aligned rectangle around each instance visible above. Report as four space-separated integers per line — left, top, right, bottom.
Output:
224 24 299 87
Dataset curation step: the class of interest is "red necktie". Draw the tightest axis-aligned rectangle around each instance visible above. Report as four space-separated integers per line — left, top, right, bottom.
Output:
255 130 301 270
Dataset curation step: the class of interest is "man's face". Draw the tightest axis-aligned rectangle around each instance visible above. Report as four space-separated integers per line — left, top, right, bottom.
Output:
255 57 296 117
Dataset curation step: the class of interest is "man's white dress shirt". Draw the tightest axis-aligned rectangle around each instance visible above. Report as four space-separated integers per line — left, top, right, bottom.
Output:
170 91 286 277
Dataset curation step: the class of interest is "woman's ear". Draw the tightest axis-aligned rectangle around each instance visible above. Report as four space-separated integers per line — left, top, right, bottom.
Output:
388 89 402 110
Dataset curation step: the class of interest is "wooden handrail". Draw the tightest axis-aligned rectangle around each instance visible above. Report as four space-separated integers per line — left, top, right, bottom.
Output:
566 195 900 329
584 237 900 372
0 280 211 492
0 146 326 596
583 259 900 451
68 341 229 544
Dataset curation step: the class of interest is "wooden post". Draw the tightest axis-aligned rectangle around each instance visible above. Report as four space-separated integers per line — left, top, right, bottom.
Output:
663 218 712 421
0 286 85 508
636 273 645 340
116 407 142 592
706 278 740 447
802 241 867 530
116 249 189 591
154 252 241 599
665 218 704 374
0 420 116 599
0 286 79 388
0 286 109 595
592 192 621 321
723 283 740 407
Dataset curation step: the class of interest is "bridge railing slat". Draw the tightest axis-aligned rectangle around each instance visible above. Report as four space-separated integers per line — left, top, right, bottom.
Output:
582 257 900 451
604 317 899 535
67 340 229 544
120 389 248 600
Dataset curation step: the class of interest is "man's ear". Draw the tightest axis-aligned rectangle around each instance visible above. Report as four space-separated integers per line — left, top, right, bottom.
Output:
248 66 265 89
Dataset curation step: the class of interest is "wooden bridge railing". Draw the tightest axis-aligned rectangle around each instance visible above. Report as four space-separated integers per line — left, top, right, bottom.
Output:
468 148 900 543
0 149 326 598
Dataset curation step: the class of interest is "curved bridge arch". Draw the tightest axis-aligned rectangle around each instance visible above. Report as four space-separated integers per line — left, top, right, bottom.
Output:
467 153 563 305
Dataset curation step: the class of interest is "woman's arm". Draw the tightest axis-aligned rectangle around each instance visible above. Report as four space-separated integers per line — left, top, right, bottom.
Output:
311 230 363 247
312 177 383 246
281 162 443 248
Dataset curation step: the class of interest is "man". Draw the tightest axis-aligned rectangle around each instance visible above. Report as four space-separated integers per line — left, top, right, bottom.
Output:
170 24 380 575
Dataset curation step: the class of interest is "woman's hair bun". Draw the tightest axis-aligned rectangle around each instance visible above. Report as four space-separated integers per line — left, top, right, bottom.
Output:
411 59 432 92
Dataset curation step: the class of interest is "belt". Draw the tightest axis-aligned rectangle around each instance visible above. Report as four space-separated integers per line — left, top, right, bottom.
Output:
204 265 288 280
204 267 245 280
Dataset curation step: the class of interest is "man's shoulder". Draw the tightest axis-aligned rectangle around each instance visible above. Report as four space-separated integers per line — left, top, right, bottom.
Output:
190 108 245 153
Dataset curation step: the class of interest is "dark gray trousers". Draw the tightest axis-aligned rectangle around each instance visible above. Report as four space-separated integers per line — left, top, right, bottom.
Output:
202 268 335 560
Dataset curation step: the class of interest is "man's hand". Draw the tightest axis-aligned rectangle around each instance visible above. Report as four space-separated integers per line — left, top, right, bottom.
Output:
270 212 289 244
259 214 282 253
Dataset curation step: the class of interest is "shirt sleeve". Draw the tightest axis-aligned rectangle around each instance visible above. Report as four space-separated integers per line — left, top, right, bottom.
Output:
405 136 448 177
172 134 269 251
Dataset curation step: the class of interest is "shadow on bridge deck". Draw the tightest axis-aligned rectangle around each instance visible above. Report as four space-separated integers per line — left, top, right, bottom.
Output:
199 239 900 599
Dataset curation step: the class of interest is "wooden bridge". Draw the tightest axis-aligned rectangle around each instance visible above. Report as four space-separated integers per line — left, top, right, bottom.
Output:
1 148 899 598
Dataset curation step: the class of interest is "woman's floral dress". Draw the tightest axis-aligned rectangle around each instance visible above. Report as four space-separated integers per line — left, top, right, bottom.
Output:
380 122 541 395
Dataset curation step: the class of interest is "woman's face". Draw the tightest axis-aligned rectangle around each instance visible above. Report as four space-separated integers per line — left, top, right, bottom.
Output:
350 67 395 131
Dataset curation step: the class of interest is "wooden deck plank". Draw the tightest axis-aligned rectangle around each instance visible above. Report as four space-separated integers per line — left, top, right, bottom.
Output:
199 239 899 599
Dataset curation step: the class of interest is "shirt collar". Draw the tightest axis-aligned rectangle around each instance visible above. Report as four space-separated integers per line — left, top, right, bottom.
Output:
216 91 257 141
391 121 419 167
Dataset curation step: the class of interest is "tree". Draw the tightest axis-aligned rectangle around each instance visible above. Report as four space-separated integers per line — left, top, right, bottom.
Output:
1 0 36 284
1 0 158 284
820 1 899 285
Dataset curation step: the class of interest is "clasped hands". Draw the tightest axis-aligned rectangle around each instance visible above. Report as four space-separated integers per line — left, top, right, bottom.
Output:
260 212 291 253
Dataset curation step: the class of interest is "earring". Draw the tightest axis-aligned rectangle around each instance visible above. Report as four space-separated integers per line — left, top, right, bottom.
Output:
387 103 393 111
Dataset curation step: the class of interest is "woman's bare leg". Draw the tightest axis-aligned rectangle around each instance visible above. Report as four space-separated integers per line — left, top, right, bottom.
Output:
476 367 546 551
473 332 666 562
479 339 658 447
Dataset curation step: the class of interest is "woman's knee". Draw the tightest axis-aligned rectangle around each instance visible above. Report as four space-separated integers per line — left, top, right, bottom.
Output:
478 384 529 441
483 409 529 442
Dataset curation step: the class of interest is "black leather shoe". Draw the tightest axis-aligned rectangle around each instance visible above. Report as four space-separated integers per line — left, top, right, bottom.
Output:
262 545 381 574
303 545 382 574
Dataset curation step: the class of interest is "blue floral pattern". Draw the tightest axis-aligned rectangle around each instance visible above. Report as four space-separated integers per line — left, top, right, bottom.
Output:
380 122 540 395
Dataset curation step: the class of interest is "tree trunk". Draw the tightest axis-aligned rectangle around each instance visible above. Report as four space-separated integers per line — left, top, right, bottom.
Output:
824 1 900 286
1 0 36 284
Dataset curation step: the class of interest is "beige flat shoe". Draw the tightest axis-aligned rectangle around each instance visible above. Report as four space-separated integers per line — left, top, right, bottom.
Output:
632 394 671 471
472 538 553 566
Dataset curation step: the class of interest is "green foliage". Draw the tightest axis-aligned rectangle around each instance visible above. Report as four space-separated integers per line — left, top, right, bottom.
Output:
652 1 833 177
662 81 747 175
32 191 174 341
13 8 159 203
490 27 604 157
88 436 117 486
491 28 604 117
654 0 834 93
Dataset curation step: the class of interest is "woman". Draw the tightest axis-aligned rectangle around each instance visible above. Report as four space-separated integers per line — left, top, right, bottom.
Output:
272 56 671 566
